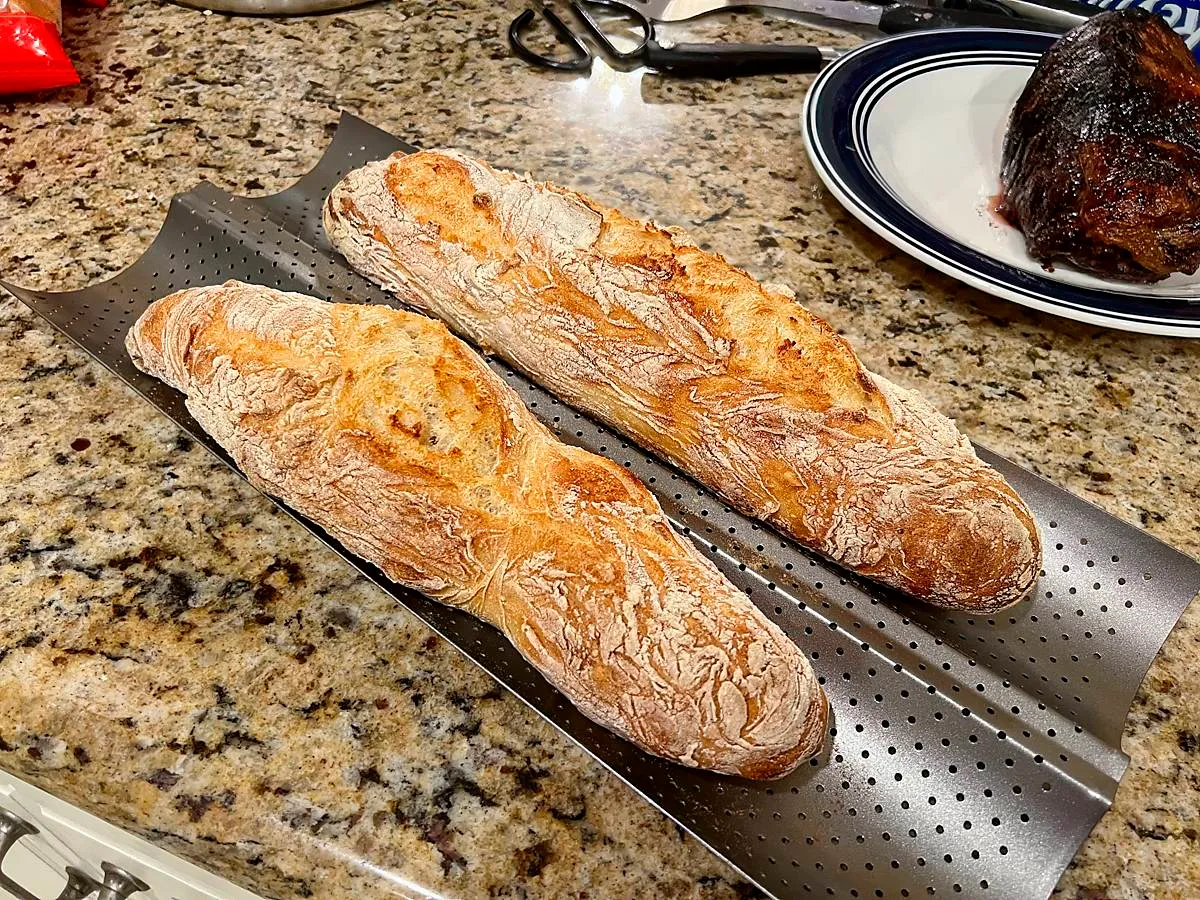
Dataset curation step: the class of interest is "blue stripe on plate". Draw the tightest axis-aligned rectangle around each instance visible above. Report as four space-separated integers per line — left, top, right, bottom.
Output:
853 54 1036 184
803 29 1200 333
851 50 1200 303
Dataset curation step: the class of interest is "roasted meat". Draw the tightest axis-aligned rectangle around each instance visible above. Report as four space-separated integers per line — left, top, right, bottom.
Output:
998 9 1200 283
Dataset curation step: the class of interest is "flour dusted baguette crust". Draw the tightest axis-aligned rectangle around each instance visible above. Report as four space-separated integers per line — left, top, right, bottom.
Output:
324 151 1042 612
125 282 827 779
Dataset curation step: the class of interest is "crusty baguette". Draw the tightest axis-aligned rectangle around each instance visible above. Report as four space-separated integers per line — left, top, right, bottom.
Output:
125 282 827 779
323 151 1042 612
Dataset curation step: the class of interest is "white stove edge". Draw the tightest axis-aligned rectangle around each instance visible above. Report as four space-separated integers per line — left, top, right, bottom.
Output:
0 768 263 900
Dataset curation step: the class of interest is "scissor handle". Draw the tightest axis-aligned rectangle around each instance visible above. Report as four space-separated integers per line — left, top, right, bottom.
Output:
570 0 652 61
509 7 594 72
645 41 827 76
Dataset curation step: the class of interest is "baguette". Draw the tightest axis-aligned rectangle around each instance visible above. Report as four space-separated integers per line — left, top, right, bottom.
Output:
324 151 1042 612
125 282 827 779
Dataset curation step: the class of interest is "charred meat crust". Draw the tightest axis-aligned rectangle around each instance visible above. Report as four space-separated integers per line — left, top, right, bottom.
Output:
1000 9 1200 283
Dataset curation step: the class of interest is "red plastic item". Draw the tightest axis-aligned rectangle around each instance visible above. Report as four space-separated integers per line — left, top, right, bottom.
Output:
0 12 79 95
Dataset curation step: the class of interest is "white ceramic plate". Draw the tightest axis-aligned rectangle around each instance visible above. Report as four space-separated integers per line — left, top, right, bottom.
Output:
803 29 1200 336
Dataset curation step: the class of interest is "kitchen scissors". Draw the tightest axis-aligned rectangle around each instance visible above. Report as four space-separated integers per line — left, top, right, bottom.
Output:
509 0 839 76
509 0 1063 78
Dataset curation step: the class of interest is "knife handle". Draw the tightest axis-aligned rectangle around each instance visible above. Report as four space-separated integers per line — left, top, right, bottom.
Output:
878 4 1065 32
644 42 827 76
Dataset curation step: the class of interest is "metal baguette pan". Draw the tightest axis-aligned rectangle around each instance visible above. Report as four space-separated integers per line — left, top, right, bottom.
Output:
5 113 1199 900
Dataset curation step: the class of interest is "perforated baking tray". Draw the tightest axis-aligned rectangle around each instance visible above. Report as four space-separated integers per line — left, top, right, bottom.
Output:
6 113 1199 900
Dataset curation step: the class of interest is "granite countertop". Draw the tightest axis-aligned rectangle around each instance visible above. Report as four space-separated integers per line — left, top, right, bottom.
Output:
2 1 1198 897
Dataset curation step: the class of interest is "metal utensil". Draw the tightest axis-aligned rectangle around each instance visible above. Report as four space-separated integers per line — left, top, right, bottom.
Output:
511 0 838 76
791 0 1066 32
904 0 1093 27
986 0 1090 27
614 0 1074 28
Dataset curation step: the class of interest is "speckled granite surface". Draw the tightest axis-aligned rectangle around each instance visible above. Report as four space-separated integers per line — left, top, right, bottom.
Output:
1 2 1198 897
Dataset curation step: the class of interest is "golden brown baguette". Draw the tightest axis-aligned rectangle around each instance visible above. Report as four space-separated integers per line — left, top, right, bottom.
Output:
125 282 827 779
324 151 1042 612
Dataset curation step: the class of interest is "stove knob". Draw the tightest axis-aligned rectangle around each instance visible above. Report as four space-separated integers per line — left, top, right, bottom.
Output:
55 865 105 900
0 806 39 850
95 861 150 900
